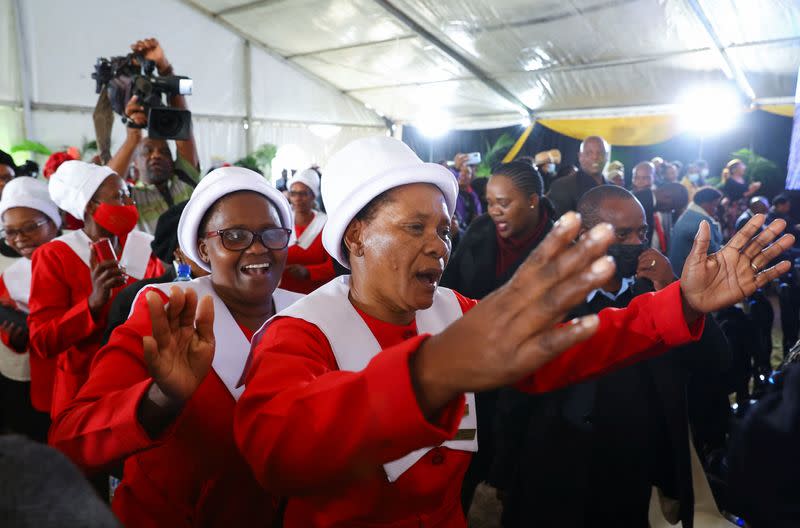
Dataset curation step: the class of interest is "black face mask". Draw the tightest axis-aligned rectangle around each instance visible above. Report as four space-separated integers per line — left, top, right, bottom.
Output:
607 243 647 281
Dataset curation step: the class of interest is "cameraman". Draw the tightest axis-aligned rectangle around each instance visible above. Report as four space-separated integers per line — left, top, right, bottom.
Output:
107 38 200 234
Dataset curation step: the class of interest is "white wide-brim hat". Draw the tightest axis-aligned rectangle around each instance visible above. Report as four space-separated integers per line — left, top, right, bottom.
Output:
0 176 62 228
177 166 293 272
49 161 116 220
321 136 457 268
288 168 320 198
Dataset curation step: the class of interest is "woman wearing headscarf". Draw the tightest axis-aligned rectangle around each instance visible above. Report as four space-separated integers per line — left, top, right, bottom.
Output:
28 161 163 417
0 177 61 439
281 168 336 294
233 137 789 527
49 167 303 527
440 161 555 511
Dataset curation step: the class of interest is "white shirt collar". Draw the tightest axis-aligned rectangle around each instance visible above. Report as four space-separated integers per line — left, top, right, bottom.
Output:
587 276 635 303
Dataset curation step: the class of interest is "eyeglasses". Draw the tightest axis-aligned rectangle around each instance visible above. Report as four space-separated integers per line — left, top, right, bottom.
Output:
205 227 292 251
2 219 50 240
289 190 312 198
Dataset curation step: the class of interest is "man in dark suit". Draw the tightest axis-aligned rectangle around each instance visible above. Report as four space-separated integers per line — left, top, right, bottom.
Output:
492 185 730 528
547 136 609 216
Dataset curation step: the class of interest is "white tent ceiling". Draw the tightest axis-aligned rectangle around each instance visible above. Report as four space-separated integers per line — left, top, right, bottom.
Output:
184 0 800 126
1 0 797 168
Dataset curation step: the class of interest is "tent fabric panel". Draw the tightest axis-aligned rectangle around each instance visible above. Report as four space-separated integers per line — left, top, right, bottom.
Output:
221 0 411 56
351 79 521 122
698 0 800 46
251 122 385 177
249 46 383 125
27 108 248 174
391 0 710 76
498 49 727 112
291 36 473 92
728 41 800 99
19 0 247 117
0 0 20 103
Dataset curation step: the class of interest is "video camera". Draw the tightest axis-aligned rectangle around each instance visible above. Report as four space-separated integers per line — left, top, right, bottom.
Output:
92 53 193 140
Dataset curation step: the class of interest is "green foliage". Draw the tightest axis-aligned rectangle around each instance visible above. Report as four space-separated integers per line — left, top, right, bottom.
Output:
82 140 98 154
252 143 278 174
10 140 50 156
233 155 261 174
475 133 515 178
731 148 784 199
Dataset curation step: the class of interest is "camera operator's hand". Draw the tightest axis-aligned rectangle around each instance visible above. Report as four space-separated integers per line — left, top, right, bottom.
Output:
131 38 171 75
124 95 147 128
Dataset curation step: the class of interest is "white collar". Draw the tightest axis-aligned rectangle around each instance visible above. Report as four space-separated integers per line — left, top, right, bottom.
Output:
587 276 635 303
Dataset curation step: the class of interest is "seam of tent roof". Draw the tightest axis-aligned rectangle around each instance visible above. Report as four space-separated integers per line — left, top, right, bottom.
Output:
178 0 388 127
371 0 532 116
340 36 799 94
686 0 756 101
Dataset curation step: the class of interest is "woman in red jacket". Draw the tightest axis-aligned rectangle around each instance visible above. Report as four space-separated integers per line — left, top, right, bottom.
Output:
228 137 792 528
230 136 791 527
0 176 61 439
28 161 163 417
49 167 303 527
280 168 336 293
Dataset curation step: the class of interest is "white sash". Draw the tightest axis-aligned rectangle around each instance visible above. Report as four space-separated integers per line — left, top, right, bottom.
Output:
288 211 326 251
54 230 92 268
3 258 32 314
140 276 303 400
55 229 154 280
261 276 478 482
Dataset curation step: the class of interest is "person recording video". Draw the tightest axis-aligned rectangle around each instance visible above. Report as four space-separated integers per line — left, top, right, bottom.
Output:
107 38 200 234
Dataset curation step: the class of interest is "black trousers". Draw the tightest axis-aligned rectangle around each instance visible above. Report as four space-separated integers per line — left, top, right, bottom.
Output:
0 374 50 443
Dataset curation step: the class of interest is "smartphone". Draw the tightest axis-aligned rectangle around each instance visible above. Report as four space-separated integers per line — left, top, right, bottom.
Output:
466 152 481 165
92 238 117 263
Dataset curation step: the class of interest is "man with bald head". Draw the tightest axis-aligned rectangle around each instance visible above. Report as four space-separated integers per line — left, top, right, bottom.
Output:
547 135 610 216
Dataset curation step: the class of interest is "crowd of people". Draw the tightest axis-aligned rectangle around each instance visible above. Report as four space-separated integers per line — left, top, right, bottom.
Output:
1 37 800 528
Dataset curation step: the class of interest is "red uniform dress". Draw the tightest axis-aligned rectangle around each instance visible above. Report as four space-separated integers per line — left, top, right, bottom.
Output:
280 215 336 294
49 278 303 528
28 230 163 417
0 259 57 412
235 280 703 527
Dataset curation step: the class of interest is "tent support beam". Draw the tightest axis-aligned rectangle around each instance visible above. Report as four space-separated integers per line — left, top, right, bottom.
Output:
178 0 387 129
243 40 253 153
12 0 33 140
371 0 532 116
686 0 756 101
0 100 385 129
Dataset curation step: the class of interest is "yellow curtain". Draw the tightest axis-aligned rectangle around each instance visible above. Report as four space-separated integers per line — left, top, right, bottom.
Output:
760 104 795 118
502 122 534 162
538 114 684 146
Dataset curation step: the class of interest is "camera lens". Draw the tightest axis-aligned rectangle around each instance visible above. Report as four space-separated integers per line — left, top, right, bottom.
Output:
151 111 182 137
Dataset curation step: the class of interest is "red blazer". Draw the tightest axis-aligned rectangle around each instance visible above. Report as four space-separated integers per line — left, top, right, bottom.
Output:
235 281 703 527
28 237 162 417
280 224 336 294
0 273 57 412
49 288 279 528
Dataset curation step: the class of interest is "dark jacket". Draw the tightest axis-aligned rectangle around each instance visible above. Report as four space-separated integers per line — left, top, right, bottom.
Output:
441 212 553 511
546 169 605 217
728 361 800 527
442 213 554 300
493 279 730 528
